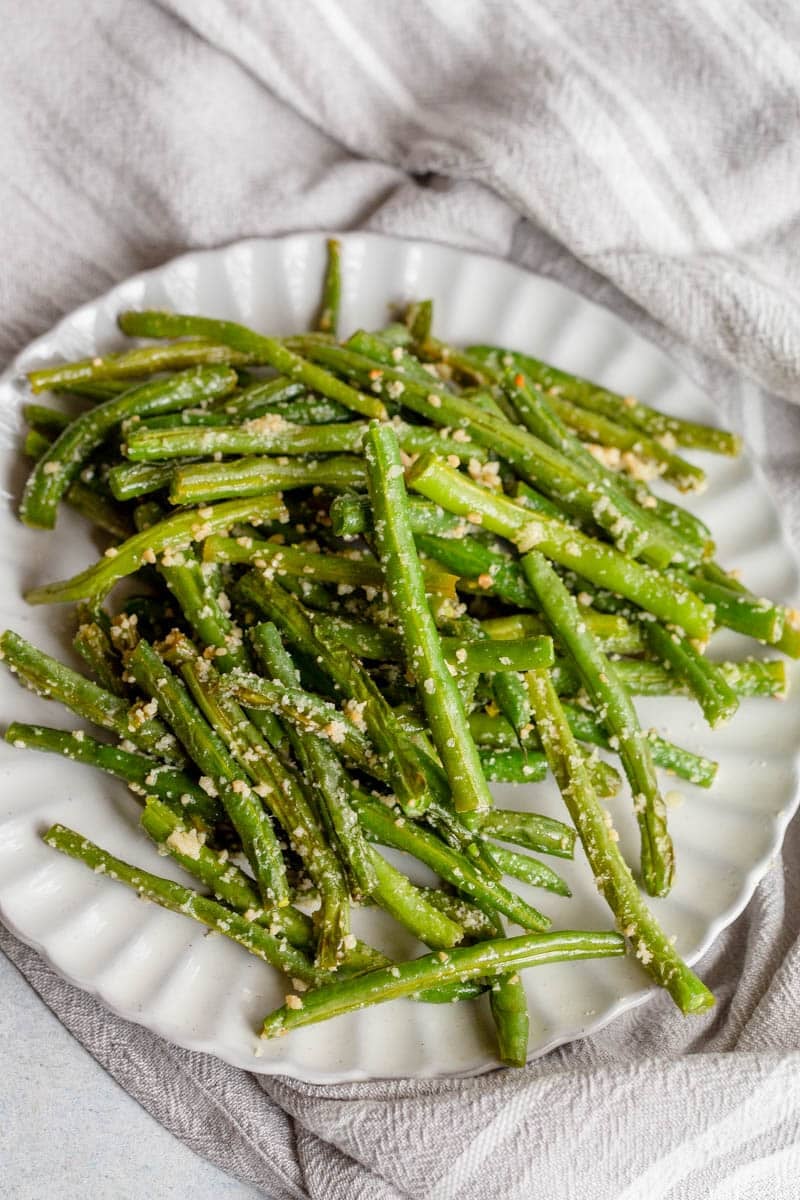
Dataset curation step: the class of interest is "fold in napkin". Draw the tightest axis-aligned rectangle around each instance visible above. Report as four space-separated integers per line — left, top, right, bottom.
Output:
2 1 800 1197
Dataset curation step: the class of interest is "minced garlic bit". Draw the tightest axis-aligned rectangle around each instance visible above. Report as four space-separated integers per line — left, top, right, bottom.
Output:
516 523 543 553
664 790 685 809
284 994 304 1010
243 413 287 434
587 444 622 470
621 450 659 482
166 827 204 860
467 458 502 490
323 720 347 744
343 698 367 729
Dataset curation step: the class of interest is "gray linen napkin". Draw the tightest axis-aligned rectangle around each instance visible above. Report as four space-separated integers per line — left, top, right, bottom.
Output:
2 2 800 1196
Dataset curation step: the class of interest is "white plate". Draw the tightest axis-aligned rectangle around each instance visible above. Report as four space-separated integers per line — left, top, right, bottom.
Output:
1 233 799 1082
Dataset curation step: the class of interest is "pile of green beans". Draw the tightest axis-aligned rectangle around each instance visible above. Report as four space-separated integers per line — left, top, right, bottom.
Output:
6 239 795 1065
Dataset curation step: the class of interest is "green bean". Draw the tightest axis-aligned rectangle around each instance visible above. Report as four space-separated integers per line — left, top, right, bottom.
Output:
329 492 467 539
0 630 184 763
235 574 434 814
522 551 674 897
23 403 73 436
44 825 321 984
140 798 312 943
475 808 576 858
5 722 218 825
108 461 175 501
223 665 383 778
468 712 624 797
365 424 493 814
116 410 474 469
24 496 288 608
555 654 787 702
253 621 377 900
510 478 567 521
327 618 554 722
546 393 707 492
478 747 548 783
417 889 497 940
117 310 388 420
135 409 224 430
259 929 625 1038
487 846 571 896
641 621 738 728
152 550 249 678
469 346 741 457
677 572 785 643
559 702 719 789
488 959 530 1066
317 238 342 336
310 614 401 661
344 328 465 393
73 621 127 696
23 429 135 540
173 652 350 968
480 611 646 657
407 456 714 639
416 532 538 610
699 563 800 658
406 299 434 345
170 455 366 504
51 379 138 400
525 670 714 1013
127 640 289 908
218 381 351 427
367 850 464 949
126 420 369 461
624 486 714 563
490 671 531 746
502 369 684 567
355 794 550 931
441 638 550 676
28 340 250 394
202 536 457 598
21 367 237 528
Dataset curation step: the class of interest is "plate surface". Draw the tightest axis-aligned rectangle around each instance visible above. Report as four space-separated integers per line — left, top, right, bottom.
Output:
1 233 799 1082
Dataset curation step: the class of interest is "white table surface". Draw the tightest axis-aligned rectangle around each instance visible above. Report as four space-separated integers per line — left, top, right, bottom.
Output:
0 950 265 1199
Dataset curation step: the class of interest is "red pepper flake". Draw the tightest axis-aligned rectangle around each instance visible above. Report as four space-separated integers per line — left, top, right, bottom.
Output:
368 368 383 380
514 373 525 388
